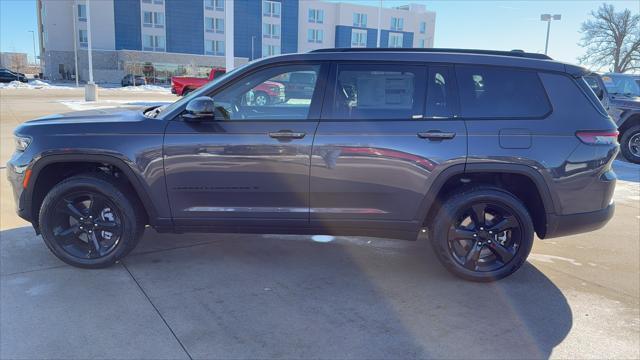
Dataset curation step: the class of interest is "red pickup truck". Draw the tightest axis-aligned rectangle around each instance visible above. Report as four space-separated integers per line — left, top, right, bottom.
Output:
171 67 284 106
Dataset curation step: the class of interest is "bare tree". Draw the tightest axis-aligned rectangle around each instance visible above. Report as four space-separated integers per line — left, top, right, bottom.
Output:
9 53 27 73
579 3 640 73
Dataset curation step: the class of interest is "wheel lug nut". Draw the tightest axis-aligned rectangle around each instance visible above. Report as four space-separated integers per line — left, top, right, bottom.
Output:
79 217 84 221
488 240 492 244
473 234 478 237
480 227 484 230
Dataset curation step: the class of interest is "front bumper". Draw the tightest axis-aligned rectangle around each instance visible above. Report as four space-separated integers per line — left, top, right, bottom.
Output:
544 202 615 239
6 158 31 222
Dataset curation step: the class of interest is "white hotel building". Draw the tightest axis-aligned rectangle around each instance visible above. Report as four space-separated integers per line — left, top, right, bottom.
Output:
37 0 436 83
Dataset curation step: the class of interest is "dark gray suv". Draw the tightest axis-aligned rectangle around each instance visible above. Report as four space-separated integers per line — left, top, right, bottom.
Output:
7 49 618 281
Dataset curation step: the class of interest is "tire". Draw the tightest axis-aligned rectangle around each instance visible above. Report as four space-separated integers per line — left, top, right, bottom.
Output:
620 125 640 164
38 174 145 268
429 187 534 282
182 88 193 96
254 91 270 106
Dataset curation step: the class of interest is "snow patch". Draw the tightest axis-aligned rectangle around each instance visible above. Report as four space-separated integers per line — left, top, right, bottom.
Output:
57 99 169 111
529 253 583 266
0 80 75 90
104 85 170 93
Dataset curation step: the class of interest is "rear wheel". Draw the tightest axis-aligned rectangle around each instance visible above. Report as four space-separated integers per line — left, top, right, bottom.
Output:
38 175 145 268
620 125 640 164
429 187 534 282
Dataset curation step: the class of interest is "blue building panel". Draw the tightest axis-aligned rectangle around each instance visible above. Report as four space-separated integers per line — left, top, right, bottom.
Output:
165 0 204 55
234 0 262 59
335 26 378 48
281 0 298 54
114 0 141 50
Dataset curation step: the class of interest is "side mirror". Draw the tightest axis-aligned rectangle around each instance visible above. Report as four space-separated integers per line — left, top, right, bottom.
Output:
183 96 215 121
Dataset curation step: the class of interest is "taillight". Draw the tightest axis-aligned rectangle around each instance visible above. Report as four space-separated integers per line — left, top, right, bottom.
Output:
576 130 619 145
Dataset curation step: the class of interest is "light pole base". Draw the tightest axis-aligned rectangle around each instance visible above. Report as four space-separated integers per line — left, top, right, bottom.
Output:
85 83 98 102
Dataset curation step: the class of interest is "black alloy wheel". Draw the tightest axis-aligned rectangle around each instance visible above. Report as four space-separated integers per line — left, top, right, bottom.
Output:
50 191 122 260
447 202 521 272
430 187 534 281
39 175 145 268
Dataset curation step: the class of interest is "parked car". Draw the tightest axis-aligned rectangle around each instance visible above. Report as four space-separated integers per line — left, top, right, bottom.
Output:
170 67 226 96
584 73 640 163
121 74 146 87
8 49 618 281
0 68 27 83
171 67 284 105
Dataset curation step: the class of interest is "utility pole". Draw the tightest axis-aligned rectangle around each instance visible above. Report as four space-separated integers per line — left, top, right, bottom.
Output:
540 14 561 55
28 31 37 66
71 2 79 87
224 0 234 70
85 0 97 100
376 0 382 47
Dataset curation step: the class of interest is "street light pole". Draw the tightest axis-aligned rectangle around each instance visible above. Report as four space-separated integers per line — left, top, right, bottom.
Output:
72 2 79 87
540 14 561 55
27 30 37 66
224 0 234 71
376 0 382 48
85 0 97 100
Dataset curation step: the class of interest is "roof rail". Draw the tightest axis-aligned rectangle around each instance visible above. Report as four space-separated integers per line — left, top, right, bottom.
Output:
309 48 552 60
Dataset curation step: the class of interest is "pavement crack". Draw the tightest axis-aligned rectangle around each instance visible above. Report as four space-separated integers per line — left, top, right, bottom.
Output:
121 261 194 360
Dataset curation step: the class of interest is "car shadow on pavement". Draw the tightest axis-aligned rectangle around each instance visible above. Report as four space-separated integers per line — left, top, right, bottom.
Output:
1 226 573 359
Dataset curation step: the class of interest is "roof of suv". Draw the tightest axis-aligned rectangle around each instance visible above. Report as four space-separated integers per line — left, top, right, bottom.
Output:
259 48 587 77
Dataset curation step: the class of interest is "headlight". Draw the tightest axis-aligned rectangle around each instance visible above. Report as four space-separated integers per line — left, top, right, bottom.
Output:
14 136 31 152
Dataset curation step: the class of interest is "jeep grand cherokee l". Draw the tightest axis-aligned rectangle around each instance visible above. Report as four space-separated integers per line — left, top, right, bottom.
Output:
7 49 618 281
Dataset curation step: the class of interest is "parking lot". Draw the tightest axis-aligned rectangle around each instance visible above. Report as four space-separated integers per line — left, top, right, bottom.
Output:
1 87 638 359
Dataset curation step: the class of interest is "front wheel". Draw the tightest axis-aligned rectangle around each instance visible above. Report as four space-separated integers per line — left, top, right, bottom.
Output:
429 187 534 282
620 125 640 164
253 91 270 106
38 175 145 268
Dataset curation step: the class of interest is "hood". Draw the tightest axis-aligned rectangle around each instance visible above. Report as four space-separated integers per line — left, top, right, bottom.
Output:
15 103 169 137
608 95 640 109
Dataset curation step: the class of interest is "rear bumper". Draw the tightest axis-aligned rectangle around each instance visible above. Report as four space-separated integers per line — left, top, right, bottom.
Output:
543 202 615 239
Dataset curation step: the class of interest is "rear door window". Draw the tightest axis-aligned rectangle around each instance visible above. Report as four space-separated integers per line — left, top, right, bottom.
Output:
456 65 551 119
327 63 425 120
425 65 456 118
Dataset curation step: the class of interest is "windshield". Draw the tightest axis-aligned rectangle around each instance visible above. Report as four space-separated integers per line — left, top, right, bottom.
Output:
601 74 640 96
156 61 255 118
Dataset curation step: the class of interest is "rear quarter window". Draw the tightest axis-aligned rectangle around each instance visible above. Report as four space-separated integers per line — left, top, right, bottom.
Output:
456 65 552 119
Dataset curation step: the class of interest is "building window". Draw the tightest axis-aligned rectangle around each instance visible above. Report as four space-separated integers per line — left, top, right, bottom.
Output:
419 39 425 48
143 11 152 27
263 23 281 39
351 29 367 47
78 29 88 48
143 11 164 27
142 0 151 3
205 0 214 10
307 29 323 43
154 12 164 27
77 4 86 22
419 21 426 34
143 35 165 51
391 17 404 31
353 13 367 28
205 17 214 32
214 0 224 11
389 32 403 48
308 8 323 24
263 1 281 17
262 44 281 56
215 18 224 33
153 0 163 4
206 40 225 55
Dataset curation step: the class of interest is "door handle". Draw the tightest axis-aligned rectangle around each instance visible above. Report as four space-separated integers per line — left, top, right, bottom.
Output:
268 131 306 139
417 131 456 140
